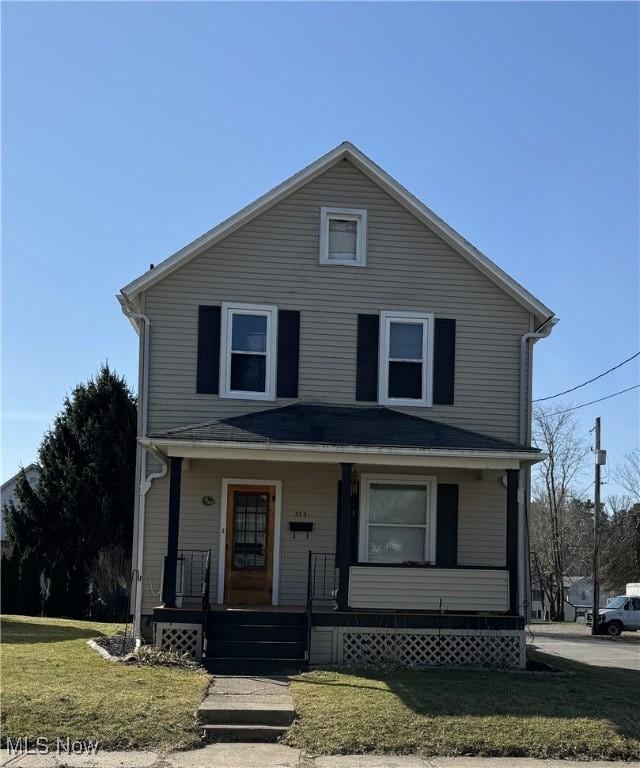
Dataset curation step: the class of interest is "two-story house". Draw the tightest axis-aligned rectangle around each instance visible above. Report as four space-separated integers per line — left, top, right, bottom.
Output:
118 142 556 673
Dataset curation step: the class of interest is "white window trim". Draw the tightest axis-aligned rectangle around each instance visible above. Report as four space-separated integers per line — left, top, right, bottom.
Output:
220 302 278 401
358 473 438 564
319 206 367 266
378 310 434 407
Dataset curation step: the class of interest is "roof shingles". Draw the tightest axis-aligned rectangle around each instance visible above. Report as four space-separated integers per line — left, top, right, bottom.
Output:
150 403 537 454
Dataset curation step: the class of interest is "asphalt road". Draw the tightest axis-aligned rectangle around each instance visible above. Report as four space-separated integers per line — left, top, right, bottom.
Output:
529 628 640 672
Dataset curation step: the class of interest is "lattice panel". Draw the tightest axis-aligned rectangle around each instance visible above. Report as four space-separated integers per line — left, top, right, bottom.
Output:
155 622 202 661
341 630 521 668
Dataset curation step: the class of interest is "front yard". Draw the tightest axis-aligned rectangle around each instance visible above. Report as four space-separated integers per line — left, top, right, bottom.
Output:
3 615 639 760
0 615 210 751
285 659 640 760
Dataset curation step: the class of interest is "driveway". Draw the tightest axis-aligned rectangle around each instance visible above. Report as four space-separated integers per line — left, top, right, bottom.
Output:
528 622 640 672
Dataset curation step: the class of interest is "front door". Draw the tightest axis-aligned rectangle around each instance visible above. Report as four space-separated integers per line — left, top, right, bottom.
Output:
225 484 275 605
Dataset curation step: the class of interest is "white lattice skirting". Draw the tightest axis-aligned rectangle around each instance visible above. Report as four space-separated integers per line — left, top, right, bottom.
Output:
332 627 525 668
155 622 202 661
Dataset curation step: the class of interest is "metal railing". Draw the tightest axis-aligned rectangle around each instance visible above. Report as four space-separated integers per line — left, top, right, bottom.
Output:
305 551 337 659
174 549 211 610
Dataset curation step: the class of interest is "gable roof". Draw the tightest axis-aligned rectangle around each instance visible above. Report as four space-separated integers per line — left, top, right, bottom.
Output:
1 463 40 492
149 402 540 455
120 142 555 322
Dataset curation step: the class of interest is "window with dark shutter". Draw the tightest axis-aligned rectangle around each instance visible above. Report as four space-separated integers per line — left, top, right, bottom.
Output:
220 303 277 400
379 311 433 406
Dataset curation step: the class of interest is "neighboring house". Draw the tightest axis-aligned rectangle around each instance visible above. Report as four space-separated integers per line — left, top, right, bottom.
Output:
118 142 556 672
531 576 612 622
0 464 40 555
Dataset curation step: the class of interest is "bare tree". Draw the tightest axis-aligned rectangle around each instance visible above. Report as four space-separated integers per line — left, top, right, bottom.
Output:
530 407 590 620
601 452 640 591
614 450 640 504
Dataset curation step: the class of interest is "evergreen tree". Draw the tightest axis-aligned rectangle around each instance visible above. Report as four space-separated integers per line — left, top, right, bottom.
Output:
5 364 137 618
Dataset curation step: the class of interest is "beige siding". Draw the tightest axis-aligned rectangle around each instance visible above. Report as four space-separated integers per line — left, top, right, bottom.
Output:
348 566 509 612
309 628 335 665
143 160 531 442
141 461 507 614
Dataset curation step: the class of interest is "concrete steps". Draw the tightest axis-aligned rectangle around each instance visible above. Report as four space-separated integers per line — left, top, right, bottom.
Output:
198 676 296 744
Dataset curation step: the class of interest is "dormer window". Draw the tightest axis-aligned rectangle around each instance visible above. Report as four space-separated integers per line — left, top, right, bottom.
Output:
319 207 367 266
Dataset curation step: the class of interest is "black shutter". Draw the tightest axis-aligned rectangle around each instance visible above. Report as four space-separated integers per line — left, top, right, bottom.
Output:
433 318 456 405
436 483 458 567
196 305 221 394
356 314 379 401
277 310 300 398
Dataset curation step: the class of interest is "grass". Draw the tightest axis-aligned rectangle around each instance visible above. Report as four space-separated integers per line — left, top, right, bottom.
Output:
0 615 211 751
285 654 640 760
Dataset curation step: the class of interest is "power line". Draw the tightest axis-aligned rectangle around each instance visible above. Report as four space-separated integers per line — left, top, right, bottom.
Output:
547 384 640 416
534 352 640 402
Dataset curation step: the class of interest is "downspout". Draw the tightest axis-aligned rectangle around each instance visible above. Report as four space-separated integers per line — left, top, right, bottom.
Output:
120 294 168 646
518 314 556 619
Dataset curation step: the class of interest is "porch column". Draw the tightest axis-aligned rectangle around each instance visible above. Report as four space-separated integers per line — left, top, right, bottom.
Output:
506 469 519 615
161 456 183 608
337 462 353 611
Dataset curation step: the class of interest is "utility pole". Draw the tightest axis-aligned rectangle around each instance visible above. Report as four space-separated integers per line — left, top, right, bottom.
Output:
591 417 605 635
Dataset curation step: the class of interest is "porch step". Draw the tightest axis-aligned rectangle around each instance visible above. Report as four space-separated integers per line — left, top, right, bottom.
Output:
207 610 306 627
202 723 287 743
209 640 306 660
203 657 308 675
210 623 306 643
199 694 295 725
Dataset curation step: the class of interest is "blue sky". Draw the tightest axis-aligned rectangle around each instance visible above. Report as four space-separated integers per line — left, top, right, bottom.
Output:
2 2 638 498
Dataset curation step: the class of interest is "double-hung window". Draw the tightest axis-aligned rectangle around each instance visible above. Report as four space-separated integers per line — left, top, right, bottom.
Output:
220 303 277 400
378 311 434 406
319 207 367 266
359 474 437 564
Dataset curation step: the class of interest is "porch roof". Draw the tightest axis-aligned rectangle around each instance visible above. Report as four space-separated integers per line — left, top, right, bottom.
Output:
143 403 542 469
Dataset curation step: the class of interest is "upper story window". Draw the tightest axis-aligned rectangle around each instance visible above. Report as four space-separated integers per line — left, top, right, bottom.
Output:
319 207 367 266
220 303 277 400
378 311 434 407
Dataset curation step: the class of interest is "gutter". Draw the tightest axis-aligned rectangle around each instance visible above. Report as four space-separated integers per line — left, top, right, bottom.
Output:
139 436 545 463
518 314 558 619
118 293 168 647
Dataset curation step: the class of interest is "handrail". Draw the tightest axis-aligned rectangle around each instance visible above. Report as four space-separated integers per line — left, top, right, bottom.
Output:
305 551 337 661
202 550 211 611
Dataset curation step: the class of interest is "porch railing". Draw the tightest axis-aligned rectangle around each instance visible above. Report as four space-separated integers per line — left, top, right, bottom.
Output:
305 551 337 659
164 549 211 610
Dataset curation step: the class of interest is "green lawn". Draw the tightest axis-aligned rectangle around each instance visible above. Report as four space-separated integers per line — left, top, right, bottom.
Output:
285 656 640 760
0 615 211 751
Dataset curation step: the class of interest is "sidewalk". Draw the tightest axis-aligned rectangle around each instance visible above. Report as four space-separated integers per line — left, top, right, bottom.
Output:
2 745 639 768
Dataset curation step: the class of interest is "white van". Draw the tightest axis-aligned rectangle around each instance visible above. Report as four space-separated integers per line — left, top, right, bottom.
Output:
590 595 640 636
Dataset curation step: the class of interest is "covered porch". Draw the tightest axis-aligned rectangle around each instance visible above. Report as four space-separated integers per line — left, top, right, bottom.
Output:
140 403 540 669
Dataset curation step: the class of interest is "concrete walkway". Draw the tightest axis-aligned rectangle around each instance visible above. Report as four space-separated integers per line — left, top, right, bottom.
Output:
198 675 295 742
1 746 639 768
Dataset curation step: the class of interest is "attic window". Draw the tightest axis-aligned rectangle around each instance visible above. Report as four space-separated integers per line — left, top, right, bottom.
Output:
319 207 367 266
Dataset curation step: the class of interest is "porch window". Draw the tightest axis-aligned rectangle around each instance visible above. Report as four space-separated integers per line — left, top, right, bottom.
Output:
378 311 434 406
359 474 437 564
220 303 277 400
